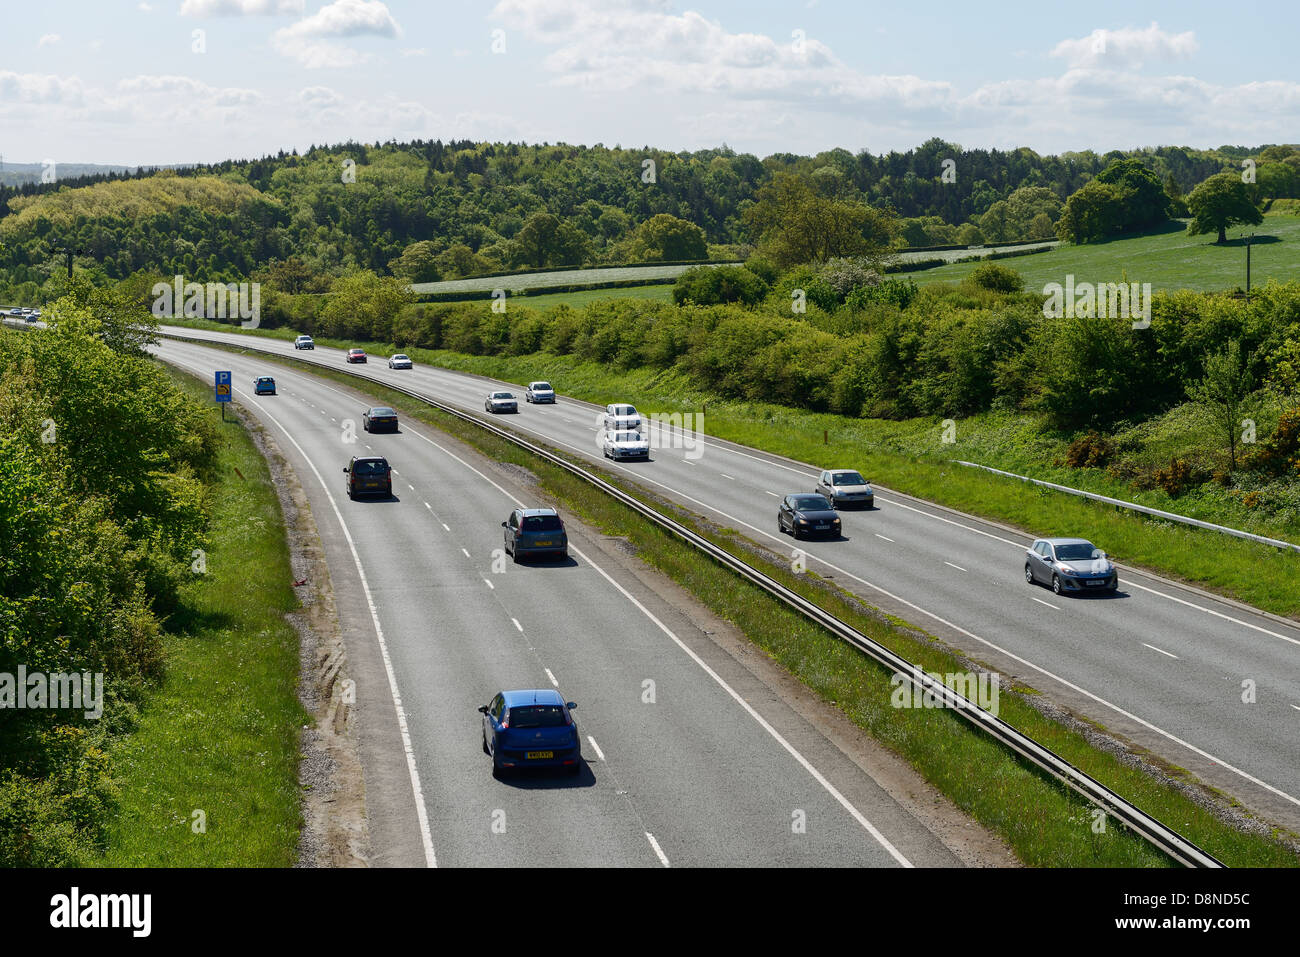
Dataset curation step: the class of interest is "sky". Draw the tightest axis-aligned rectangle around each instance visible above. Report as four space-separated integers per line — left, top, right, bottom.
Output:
0 0 1297 167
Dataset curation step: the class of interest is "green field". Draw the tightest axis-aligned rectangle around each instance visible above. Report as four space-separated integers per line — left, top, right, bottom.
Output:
498 283 675 310
913 213 1300 292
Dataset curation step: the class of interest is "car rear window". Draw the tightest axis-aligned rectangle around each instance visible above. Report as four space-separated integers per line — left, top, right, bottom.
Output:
353 460 388 475
522 515 562 532
508 705 568 728
370 408 395 416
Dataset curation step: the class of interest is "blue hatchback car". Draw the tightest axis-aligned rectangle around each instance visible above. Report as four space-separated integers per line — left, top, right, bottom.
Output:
252 375 276 395
480 689 581 776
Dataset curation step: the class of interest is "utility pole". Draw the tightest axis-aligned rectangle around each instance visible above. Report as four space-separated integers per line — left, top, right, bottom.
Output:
51 244 80 279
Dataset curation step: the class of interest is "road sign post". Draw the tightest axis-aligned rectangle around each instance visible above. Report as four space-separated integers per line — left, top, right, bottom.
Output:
215 371 232 421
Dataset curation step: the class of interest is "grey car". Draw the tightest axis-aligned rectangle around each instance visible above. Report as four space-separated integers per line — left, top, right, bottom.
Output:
525 381 556 403
1025 538 1118 595
814 469 874 508
485 391 518 413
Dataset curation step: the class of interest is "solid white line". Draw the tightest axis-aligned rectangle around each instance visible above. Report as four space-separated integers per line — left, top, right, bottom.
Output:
1143 643 1180 660
944 561 967 572
512 617 523 632
545 667 559 687
572 542 912 866
173 374 438 867
645 832 670 868
875 534 895 543
587 734 606 761
1031 597 1059 610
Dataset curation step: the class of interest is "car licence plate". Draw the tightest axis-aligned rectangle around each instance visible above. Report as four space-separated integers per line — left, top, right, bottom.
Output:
815 523 829 529
533 540 553 547
1084 580 1104 587
525 751 553 760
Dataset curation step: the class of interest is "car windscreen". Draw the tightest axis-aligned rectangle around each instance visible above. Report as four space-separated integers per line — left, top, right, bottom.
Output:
533 382 552 391
508 705 567 727
1054 543 1100 561
833 472 866 485
353 460 388 475
612 405 635 415
793 496 832 510
614 432 642 442
492 392 513 400
522 515 562 532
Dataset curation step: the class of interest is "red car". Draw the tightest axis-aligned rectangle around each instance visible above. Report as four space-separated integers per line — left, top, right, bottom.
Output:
346 348 367 364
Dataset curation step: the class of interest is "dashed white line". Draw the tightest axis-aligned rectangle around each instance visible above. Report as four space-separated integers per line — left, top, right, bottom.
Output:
407 483 415 491
720 473 736 480
764 490 780 497
586 735 606 761
424 502 432 510
512 618 523 632
544 668 559 687
441 523 450 531
484 578 495 590
944 561 967 572
461 548 471 559
645 832 670 868
1031 597 1059 610
875 534 895 543
1143 643 1180 660
1291 705 1300 713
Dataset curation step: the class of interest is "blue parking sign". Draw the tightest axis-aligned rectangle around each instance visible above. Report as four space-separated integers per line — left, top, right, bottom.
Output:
215 370 232 403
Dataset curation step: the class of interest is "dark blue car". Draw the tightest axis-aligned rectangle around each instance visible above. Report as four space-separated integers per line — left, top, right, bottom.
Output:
480 689 581 776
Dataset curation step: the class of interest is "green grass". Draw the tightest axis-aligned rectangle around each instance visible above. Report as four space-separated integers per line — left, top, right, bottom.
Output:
913 213 1300 292
97 365 308 866
186 338 1300 866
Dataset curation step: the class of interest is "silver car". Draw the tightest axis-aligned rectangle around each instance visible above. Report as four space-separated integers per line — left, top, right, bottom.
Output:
388 354 413 369
604 403 641 431
1025 537 1118 596
526 381 556 403
602 430 650 460
485 391 518 413
815 469 874 508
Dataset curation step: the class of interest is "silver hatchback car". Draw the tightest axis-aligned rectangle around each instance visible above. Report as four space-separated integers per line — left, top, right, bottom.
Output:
1025 538 1118 595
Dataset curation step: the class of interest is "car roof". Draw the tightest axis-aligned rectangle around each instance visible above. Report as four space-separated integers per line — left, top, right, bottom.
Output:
530 381 551 386
256 375 274 380
367 406 395 413
1038 537 1094 547
826 468 863 475
517 507 558 517
501 689 565 708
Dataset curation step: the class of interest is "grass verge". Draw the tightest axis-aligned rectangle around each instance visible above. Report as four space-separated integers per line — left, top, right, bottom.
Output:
189 339 1300 867
96 364 308 866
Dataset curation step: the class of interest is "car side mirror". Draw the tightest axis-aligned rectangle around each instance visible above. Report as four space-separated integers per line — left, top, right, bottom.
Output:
343 467 350 473
501 521 507 527
566 702 577 710
477 705 489 714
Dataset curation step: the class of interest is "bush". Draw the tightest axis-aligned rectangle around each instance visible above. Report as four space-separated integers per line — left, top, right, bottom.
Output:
672 265 769 306
1064 432 1116 469
969 262 1024 293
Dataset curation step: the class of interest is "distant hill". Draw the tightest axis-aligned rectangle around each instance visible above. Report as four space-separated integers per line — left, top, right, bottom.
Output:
0 162 180 187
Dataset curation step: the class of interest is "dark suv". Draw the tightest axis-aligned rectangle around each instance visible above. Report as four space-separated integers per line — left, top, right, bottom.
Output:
502 507 568 562
343 456 392 499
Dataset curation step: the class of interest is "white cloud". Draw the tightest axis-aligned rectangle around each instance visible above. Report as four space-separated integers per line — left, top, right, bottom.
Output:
37 34 61 48
180 0 302 15
401 48 427 57
272 0 399 68
1051 22 1198 69
138 2 154 11
0 70 84 104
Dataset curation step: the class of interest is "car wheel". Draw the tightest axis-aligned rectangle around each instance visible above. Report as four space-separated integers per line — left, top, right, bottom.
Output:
347 484 355 500
482 731 491 755
491 759 502 779
791 526 802 541
1052 574 1063 595
511 544 521 564
1025 564 1034 584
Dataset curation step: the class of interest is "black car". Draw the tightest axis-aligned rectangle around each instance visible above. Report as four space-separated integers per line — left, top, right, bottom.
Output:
362 406 398 433
502 507 568 561
777 493 841 539
343 456 392 499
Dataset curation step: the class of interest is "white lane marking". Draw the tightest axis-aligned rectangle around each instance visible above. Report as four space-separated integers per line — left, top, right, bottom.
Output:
512 618 523 633
1031 597 1059 610
875 534 895 543
165 368 438 867
944 561 967 572
167 334 1300 808
365 445 372 450
1144 643 1180 660
441 523 450 531
645 832 670 868
544 667 559 687
461 548 471 559
424 502 432 509
484 578 494 589
1292 705 1300 712
720 473 736 480
764 490 780 497
407 483 415 491
587 735 606 761
572 542 912 866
